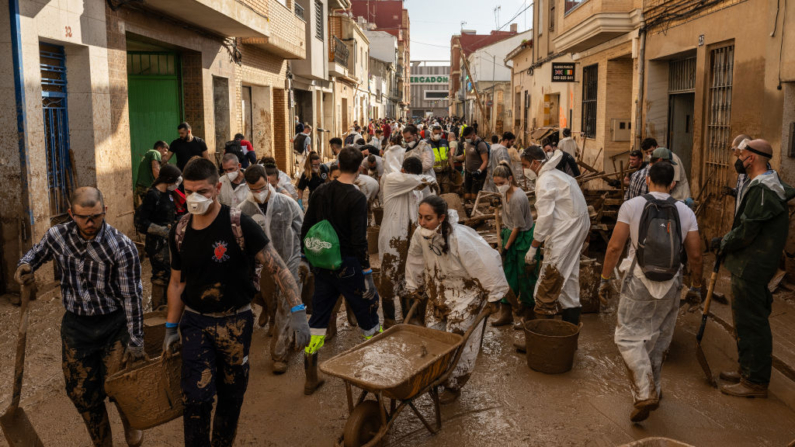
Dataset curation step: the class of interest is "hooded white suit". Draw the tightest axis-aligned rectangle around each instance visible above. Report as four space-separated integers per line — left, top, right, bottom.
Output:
405 210 509 390
237 185 303 362
532 151 590 311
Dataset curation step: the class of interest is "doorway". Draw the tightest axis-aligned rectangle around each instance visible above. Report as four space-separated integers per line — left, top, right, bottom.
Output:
213 76 230 154
242 86 253 141
545 93 560 127
127 50 181 186
668 93 695 181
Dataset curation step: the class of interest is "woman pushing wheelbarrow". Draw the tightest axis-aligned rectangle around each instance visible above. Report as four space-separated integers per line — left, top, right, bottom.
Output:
403 195 510 403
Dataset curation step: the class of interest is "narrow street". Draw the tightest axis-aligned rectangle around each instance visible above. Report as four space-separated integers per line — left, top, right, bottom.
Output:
2 262 794 447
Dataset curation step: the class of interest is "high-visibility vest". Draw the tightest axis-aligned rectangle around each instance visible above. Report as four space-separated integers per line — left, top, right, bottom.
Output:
430 140 449 168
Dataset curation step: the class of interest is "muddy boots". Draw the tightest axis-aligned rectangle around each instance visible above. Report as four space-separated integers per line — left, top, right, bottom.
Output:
116 405 144 447
150 281 167 311
382 295 397 330
719 370 742 383
561 307 582 325
304 353 326 395
325 297 343 341
491 302 513 327
720 379 768 398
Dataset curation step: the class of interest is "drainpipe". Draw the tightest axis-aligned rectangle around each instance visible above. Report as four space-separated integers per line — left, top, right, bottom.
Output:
634 26 646 151
9 0 33 252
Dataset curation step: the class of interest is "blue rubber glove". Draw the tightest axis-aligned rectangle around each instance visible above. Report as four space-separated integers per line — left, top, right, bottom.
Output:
684 197 694 208
297 198 304 211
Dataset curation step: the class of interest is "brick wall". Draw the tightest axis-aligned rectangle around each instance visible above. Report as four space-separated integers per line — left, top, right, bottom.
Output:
273 87 289 171
182 52 205 139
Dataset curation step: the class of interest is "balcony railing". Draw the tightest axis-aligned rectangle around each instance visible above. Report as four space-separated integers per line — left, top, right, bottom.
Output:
295 3 305 20
330 35 349 66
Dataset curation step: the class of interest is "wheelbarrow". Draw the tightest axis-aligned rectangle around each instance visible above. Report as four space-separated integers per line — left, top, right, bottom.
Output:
320 301 493 447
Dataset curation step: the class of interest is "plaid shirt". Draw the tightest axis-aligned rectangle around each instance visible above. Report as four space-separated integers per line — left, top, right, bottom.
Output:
20 221 144 347
625 166 649 201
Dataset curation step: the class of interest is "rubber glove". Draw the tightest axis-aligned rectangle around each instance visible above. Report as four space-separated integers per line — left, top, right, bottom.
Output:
710 237 723 254
147 223 170 239
123 345 146 364
14 263 35 285
475 169 483 178
598 277 611 306
721 186 736 197
163 326 180 354
363 270 377 301
685 286 702 313
290 309 311 348
297 199 304 211
486 301 501 314
684 197 695 208
524 245 538 266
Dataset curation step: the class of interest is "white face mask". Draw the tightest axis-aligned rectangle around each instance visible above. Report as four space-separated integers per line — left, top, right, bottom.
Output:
167 176 182 191
497 184 510 195
431 133 441 142
465 138 473 144
419 224 440 239
407 140 417 149
249 189 269 204
524 168 534 178
186 192 213 215
226 170 239 182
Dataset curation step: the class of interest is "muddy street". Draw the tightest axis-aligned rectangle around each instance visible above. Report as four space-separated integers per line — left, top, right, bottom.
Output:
2 280 795 447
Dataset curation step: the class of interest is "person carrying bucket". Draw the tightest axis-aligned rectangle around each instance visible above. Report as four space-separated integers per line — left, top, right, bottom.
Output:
490 161 539 328
405 195 509 404
599 161 703 423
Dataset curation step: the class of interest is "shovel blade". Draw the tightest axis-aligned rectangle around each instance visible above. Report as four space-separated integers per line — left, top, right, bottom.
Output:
695 342 718 388
1 407 44 447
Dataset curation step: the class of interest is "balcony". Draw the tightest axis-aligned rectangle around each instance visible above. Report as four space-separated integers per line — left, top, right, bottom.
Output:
241 0 306 59
396 64 404 78
329 35 350 77
553 0 643 53
144 0 269 37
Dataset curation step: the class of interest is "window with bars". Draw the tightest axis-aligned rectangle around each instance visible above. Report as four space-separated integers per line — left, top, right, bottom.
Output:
315 0 323 40
582 64 598 138
705 44 735 199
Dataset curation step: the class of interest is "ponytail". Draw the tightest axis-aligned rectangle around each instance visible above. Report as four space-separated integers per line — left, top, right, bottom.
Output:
493 161 518 187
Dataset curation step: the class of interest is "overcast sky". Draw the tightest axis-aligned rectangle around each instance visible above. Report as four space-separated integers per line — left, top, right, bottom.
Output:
405 0 533 63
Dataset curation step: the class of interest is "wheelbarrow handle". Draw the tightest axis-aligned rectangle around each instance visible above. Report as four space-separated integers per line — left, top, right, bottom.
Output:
10 283 33 412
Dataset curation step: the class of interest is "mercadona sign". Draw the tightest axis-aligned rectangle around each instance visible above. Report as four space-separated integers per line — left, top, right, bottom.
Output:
410 76 449 84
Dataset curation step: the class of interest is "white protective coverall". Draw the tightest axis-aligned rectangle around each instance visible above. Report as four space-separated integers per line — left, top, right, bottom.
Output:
378 172 436 310
237 185 303 362
354 174 380 205
405 210 509 390
277 170 299 201
383 144 406 176
219 174 250 208
405 140 436 199
532 151 590 313
483 143 511 192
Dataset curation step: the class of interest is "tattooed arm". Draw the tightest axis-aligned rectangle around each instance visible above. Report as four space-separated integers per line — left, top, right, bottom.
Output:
256 243 302 308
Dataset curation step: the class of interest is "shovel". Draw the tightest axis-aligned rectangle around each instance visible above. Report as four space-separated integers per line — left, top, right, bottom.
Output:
0 282 44 447
695 255 722 388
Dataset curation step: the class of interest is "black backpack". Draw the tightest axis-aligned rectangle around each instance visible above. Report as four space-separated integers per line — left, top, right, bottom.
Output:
224 140 245 163
294 133 308 155
636 194 686 281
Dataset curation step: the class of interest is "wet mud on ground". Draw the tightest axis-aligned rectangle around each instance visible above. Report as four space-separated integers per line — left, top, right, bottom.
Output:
2 261 795 446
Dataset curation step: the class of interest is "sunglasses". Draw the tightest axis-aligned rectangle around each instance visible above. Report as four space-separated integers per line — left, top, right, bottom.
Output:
72 212 106 223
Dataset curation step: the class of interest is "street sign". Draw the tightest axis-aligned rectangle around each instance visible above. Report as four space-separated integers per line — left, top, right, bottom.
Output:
552 63 575 82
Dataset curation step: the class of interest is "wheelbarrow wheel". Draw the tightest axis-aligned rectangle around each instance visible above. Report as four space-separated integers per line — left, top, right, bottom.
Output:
343 400 383 447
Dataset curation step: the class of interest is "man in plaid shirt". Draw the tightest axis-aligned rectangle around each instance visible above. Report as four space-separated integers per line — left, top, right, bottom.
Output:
15 187 145 447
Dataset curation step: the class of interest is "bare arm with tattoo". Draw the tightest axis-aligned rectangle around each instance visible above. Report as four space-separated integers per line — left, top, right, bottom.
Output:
256 243 302 308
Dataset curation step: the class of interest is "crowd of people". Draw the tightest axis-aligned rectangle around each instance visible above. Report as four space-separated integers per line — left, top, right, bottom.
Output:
11 114 793 446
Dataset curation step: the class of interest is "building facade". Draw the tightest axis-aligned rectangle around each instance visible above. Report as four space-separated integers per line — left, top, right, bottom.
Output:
409 62 450 118
0 0 304 293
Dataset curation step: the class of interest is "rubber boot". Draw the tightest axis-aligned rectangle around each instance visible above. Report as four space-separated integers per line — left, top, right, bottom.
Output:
514 307 535 330
719 370 742 383
115 403 144 447
79 405 113 447
325 297 343 341
382 294 397 326
304 353 325 395
150 282 166 311
561 307 582 325
720 379 768 398
211 398 244 447
491 302 513 327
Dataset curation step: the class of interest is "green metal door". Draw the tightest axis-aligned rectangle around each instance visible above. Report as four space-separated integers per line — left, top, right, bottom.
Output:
127 52 181 186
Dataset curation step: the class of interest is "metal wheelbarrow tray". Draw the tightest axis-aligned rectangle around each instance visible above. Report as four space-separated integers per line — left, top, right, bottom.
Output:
320 305 491 447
